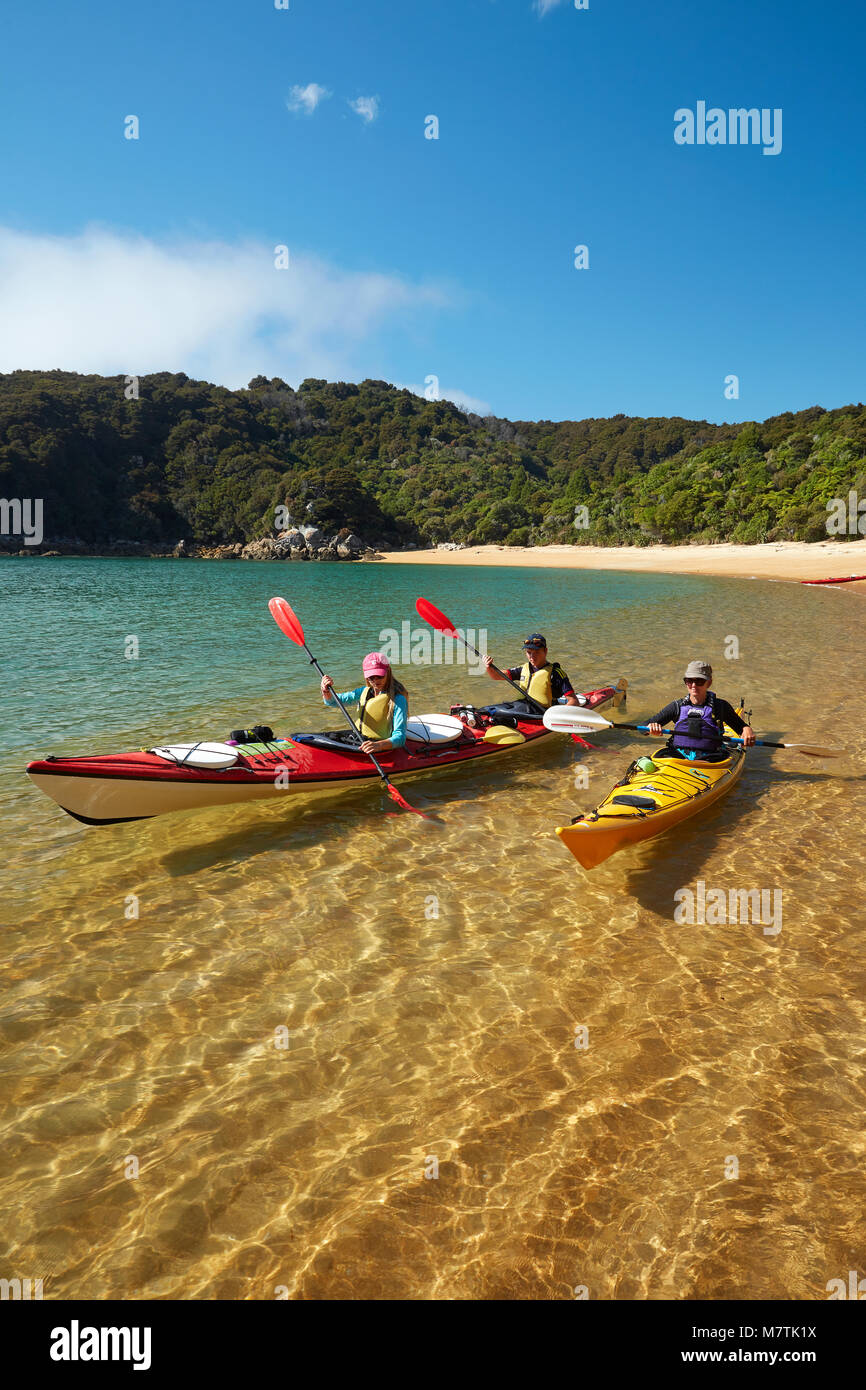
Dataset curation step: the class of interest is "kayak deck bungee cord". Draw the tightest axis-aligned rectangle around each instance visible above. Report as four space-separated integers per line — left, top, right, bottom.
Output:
555 747 746 870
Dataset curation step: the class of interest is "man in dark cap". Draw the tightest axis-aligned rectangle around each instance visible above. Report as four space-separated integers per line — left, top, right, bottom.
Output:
484 633 579 710
647 661 755 761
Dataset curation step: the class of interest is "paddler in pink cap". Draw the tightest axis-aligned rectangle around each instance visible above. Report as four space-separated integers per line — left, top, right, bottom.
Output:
320 652 409 754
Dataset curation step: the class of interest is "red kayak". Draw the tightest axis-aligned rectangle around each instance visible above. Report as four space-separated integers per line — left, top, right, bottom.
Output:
801 575 866 585
26 680 627 825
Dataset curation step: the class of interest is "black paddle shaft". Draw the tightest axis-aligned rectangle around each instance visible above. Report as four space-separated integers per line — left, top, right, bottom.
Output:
457 634 547 715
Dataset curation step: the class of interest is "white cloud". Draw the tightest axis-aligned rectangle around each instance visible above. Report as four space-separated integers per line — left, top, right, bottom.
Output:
0 226 450 388
286 83 331 115
348 96 380 124
403 383 492 416
535 0 567 13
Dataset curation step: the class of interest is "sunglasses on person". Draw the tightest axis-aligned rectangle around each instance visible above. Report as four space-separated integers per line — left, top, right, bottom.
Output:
524 642 546 651
684 677 708 686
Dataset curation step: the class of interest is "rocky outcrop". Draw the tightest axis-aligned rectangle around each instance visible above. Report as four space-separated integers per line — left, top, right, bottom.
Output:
240 538 278 561
336 532 364 558
199 543 244 559
299 525 325 550
2 529 388 561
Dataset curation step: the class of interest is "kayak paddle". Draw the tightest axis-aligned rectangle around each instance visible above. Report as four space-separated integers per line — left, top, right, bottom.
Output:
542 707 613 735
542 707 844 757
415 597 547 714
268 597 430 817
722 736 843 757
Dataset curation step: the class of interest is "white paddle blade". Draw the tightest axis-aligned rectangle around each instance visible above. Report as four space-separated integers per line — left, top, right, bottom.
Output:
150 742 239 769
542 707 613 734
405 713 464 745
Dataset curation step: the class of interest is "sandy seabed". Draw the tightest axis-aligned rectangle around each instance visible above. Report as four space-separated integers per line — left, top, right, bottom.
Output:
375 539 866 587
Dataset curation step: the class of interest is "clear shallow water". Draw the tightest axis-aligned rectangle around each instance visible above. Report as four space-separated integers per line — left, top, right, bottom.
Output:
1 557 865 1299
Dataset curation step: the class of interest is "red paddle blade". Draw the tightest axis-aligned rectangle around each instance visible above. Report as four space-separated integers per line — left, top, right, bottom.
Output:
386 782 431 819
415 596 458 637
269 596 305 646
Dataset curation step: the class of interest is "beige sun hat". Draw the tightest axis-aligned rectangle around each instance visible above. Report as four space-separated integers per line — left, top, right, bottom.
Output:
683 660 713 680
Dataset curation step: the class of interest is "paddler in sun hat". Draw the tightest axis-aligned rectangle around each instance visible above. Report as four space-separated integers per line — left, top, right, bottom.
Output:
484 633 579 709
320 652 409 754
647 661 755 762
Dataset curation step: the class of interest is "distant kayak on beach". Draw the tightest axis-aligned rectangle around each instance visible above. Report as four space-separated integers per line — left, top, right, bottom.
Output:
800 574 866 585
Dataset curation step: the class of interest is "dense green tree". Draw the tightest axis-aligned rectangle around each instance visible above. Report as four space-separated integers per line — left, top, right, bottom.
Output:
1 370 864 550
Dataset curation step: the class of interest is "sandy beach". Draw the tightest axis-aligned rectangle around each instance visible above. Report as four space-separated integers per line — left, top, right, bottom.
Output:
376 539 866 587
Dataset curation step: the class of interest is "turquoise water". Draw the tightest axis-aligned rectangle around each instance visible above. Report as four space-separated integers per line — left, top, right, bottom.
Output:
3 556 866 1300
2 556 697 753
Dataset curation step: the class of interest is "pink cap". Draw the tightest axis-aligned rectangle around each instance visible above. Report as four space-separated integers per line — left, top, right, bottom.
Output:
362 651 390 677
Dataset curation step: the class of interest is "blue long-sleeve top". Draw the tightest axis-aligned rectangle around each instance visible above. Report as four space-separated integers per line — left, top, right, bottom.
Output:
323 685 408 747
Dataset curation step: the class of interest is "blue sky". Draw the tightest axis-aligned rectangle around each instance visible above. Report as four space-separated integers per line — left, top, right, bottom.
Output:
1 0 863 423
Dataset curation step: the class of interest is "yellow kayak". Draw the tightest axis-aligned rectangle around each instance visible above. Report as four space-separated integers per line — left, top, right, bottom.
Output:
555 745 746 870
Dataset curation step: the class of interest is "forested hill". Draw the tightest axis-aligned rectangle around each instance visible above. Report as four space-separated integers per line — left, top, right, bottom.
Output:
1 369 865 550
